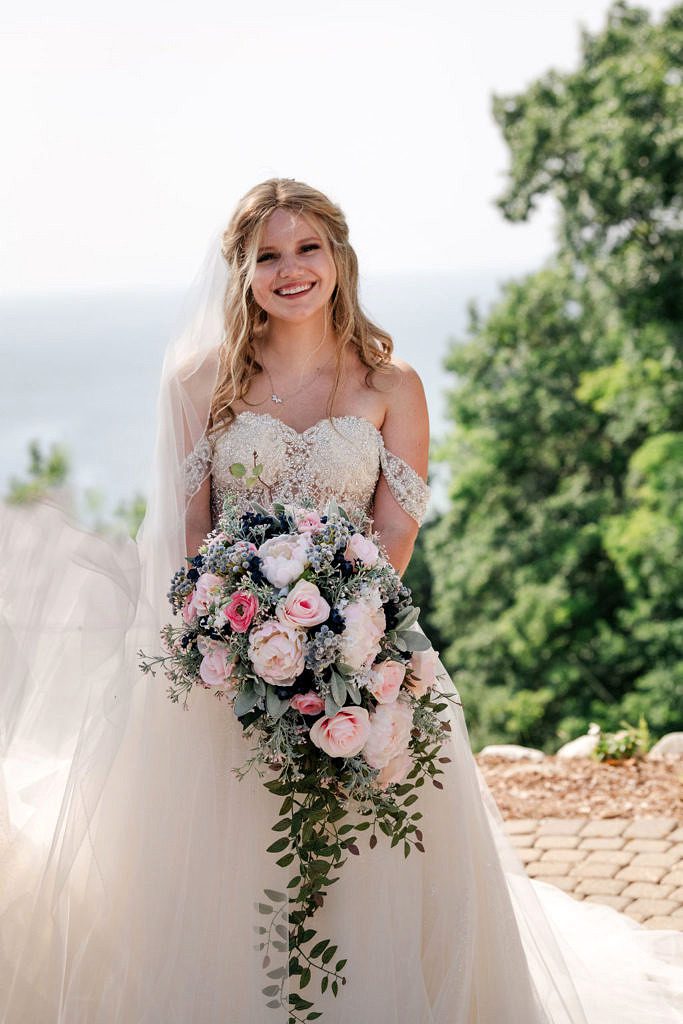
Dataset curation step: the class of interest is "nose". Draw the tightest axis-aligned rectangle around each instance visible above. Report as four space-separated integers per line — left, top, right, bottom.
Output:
277 251 302 277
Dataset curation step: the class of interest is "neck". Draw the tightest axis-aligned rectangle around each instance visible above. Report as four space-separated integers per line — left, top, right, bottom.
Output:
258 315 338 373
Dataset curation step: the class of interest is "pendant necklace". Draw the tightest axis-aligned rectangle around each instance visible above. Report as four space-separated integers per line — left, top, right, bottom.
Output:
257 341 335 406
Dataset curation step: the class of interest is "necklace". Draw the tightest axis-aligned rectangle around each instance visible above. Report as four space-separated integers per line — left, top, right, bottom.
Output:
257 341 336 406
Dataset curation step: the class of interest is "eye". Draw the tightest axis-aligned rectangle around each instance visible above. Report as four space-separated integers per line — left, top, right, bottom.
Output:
301 244 319 252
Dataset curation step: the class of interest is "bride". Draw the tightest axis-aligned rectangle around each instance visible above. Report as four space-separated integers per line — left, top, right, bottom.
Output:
1 177 682 1023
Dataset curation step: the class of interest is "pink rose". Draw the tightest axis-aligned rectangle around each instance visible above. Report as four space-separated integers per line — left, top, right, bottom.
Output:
276 579 330 629
406 648 440 698
257 534 309 587
193 572 224 614
181 592 197 624
222 590 259 632
361 698 414 769
309 706 371 758
199 645 236 689
289 690 326 716
339 596 386 671
367 659 406 704
290 507 324 534
248 619 305 686
375 749 413 790
344 532 380 567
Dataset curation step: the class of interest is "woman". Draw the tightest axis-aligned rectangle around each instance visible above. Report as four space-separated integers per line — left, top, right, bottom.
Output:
1 178 682 1023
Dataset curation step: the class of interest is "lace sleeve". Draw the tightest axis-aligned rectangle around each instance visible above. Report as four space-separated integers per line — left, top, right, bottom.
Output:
377 440 431 526
184 434 213 500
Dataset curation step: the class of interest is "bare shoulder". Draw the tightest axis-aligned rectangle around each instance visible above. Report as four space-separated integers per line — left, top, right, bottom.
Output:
381 354 429 429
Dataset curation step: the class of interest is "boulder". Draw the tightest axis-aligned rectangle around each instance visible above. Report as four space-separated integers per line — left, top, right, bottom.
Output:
478 744 546 762
648 732 683 759
556 722 601 759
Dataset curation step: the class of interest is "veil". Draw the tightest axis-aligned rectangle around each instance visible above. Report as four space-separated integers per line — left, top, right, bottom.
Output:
1 218 683 1023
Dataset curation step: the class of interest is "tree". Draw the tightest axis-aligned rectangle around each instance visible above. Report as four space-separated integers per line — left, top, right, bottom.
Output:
428 1 683 751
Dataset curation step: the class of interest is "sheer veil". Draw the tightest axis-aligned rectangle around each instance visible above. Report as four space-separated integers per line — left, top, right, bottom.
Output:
1 221 682 1023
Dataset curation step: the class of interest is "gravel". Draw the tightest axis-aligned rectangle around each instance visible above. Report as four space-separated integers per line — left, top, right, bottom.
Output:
474 754 683 820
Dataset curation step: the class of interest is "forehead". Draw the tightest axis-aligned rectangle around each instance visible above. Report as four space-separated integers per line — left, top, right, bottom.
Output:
258 208 323 248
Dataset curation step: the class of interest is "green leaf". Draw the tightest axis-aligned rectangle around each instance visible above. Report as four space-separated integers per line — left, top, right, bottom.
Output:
398 629 432 652
309 939 330 959
264 888 286 902
325 694 342 718
266 836 289 853
234 685 260 718
229 462 247 478
266 686 289 719
330 671 347 707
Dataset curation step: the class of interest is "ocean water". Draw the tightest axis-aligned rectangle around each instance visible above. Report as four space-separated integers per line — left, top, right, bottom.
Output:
0 270 510 514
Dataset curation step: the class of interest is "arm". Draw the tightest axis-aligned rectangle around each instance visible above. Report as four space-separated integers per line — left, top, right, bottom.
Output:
185 468 212 561
372 359 431 576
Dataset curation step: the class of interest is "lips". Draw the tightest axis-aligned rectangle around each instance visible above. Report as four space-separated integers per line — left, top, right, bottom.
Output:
274 281 316 297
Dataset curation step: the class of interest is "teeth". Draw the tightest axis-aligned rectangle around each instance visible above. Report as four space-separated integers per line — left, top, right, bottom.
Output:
276 282 313 295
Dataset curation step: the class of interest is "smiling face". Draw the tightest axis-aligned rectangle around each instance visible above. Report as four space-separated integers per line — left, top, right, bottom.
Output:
249 208 338 326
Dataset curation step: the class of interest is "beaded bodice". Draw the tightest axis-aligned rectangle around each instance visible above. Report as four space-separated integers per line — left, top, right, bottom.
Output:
184 411 431 528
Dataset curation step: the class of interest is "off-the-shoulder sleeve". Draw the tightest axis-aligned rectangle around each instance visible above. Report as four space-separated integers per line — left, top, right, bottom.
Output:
184 434 213 500
377 439 431 526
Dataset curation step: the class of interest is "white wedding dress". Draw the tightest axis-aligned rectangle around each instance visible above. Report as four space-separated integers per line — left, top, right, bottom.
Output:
2 399 682 1024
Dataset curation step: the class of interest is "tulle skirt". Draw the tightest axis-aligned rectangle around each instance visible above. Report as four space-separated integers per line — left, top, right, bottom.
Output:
2 500 682 1023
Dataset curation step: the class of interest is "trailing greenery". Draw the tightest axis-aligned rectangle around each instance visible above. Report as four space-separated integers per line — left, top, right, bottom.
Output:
425 1 683 752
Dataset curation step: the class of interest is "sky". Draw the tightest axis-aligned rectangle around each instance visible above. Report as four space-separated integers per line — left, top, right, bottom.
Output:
1 0 673 294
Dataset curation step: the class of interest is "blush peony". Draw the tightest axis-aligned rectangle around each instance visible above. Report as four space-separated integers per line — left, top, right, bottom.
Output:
309 706 371 758
361 698 414 769
248 619 305 686
406 648 440 698
375 749 413 790
257 534 309 588
367 659 406 704
276 579 330 629
344 532 380 567
339 597 386 671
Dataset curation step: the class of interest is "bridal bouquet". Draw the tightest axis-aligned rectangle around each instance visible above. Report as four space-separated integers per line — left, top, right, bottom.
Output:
139 483 460 1023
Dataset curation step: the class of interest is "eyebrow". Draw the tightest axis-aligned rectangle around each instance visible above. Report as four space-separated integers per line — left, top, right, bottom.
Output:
257 235 322 253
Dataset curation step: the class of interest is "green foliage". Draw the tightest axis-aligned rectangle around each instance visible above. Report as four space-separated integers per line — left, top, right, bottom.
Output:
4 439 147 539
428 1 683 751
592 715 651 761
5 439 70 503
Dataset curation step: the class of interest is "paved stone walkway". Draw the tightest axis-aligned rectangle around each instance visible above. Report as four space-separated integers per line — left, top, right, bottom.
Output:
503 816 683 930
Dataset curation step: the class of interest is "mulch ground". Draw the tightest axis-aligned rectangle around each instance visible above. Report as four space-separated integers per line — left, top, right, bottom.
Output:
474 753 683 820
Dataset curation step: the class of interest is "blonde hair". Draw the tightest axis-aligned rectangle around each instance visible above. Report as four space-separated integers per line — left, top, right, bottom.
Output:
208 178 394 438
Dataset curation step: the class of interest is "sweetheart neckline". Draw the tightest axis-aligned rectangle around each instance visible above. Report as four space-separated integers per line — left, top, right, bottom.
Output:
231 410 385 441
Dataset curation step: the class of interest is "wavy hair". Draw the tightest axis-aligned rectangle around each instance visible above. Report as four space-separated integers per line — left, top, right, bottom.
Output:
208 178 394 438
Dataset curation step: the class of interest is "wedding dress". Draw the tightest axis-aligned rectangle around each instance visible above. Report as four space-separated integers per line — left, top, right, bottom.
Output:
2 233 683 1023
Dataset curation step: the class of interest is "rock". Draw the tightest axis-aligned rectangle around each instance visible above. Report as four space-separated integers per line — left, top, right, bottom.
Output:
478 744 546 762
556 723 601 759
648 733 683 759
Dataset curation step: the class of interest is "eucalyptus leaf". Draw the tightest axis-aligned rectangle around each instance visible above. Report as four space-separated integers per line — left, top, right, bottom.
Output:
330 672 347 707
325 694 342 718
234 685 260 718
398 630 432 652
266 686 289 719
